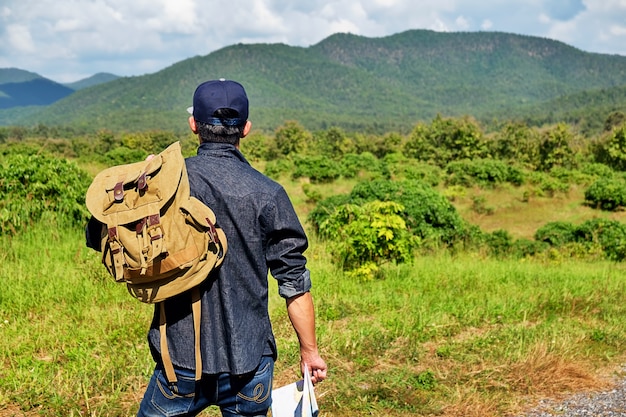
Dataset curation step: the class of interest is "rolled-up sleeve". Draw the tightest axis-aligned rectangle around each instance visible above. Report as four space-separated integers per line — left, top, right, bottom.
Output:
264 187 311 299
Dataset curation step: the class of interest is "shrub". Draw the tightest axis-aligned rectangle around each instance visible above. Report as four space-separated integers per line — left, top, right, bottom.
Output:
0 152 91 235
264 159 294 179
318 201 419 273
292 155 341 183
526 171 570 197
383 153 442 186
584 178 626 211
339 152 383 179
445 159 523 187
535 221 577 246
311 179 466 246
103 146 148 165
574 218 626 261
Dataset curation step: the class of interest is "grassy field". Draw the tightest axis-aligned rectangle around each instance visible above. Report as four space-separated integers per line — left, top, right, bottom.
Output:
1 175 626 416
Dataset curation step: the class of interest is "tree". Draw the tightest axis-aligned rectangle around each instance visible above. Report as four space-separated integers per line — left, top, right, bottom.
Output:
538 123 575 171
274 120 311 156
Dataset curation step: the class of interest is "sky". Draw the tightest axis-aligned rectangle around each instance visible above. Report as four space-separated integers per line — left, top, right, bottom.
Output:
1 0 626 83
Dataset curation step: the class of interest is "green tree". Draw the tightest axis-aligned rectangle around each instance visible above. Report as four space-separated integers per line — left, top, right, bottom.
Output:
598 125 626 171
538 123 575 171
404 116 488 166
274 120 311 156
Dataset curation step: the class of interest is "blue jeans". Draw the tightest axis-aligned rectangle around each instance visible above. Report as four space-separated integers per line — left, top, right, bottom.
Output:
137 356 274 416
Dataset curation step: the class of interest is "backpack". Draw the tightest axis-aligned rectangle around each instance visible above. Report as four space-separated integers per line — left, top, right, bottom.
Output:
85 141 227 390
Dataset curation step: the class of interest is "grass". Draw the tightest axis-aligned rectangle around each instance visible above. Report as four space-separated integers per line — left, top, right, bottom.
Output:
2 217 625 416
2 173 626 416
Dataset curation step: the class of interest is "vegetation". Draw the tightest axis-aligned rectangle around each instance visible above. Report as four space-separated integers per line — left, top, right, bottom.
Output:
2 108 626 415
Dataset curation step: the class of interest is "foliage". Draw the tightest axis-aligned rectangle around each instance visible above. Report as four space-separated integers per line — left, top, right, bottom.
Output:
535 218 626 261
0 151 91 235
292 155 342 183
338 152 384 179
489 121 541 166
404 116 489 166
445 158 524 187
317 201 419 275
525 171 571 197
382 153 442 185
274 120 311 156
534 221 577 246
538 123 576 171
584 177 626 210
311 178 467 246
103 146 148 165
264 158 295 180
592 124 626 171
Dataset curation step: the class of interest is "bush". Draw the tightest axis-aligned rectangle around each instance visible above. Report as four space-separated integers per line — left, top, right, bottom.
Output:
339 152 383 179
535 221 577 246
264 159 294 179
318 201 419 273
292 155 341 183
534 218 626 261
0 152 91 235
103 146 148 165
383 153 442 186
574 218 626 261
445 159 523 187
311 179 467 246
584 178 626 211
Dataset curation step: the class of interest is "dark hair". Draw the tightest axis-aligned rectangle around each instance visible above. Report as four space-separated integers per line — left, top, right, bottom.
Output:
197 108 245 145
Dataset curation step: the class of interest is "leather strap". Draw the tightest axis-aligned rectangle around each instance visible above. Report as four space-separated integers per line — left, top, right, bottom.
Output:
192 287 202 382
158 288 204 394
159 302 178 391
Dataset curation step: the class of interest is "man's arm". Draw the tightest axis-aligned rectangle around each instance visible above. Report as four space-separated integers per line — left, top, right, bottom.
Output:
286 291 327 384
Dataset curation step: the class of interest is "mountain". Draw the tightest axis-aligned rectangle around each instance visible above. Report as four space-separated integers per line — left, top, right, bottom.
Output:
1 30 626 133
63 72 120 90
0 68 42 84
0 68 120 110
0 78 74 109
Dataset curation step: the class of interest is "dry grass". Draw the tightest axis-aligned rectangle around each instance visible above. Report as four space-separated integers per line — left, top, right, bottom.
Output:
452 184 626 239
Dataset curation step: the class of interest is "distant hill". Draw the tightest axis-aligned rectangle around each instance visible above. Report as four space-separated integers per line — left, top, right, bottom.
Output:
0 68 42 84
0 78 74 109
1 30 625 133
0 68 119 111
63 73 120 90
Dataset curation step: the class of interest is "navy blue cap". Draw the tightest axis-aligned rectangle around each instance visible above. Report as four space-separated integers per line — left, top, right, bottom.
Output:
187 79 249 126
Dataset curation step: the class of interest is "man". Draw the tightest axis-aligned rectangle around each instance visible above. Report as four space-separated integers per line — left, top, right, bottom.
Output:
136 79 327 416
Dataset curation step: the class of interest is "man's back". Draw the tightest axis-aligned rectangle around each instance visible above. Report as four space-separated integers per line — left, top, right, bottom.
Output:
147 141 310 375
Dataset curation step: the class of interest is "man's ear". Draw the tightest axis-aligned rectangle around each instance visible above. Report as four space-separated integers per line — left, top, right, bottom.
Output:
188 116 198 134
241 120 252 138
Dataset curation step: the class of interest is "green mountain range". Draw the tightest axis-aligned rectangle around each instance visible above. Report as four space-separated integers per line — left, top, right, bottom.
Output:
2 29 626 134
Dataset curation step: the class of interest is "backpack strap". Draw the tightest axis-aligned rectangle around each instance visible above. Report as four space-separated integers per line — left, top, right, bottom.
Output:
191 287 203 382
158 288 204 394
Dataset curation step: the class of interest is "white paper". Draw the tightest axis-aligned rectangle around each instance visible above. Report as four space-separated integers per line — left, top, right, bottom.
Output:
271 365 319 417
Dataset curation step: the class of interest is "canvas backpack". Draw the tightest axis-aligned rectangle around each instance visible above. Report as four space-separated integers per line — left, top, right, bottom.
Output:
85 141 227 390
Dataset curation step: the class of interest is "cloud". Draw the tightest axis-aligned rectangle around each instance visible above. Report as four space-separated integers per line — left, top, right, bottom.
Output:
1 0 625 83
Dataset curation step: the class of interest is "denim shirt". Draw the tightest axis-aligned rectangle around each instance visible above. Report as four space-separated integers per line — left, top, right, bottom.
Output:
147 142 311 376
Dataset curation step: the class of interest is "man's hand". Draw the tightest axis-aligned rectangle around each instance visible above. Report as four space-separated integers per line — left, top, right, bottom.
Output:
301 353 327 384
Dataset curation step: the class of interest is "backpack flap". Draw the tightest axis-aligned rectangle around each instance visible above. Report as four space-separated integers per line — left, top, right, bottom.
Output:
85 142 187 282
86 143 183 225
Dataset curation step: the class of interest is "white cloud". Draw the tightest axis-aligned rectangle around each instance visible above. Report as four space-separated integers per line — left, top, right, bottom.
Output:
5 24 35 53
481 19 493 30
1 0 625 82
